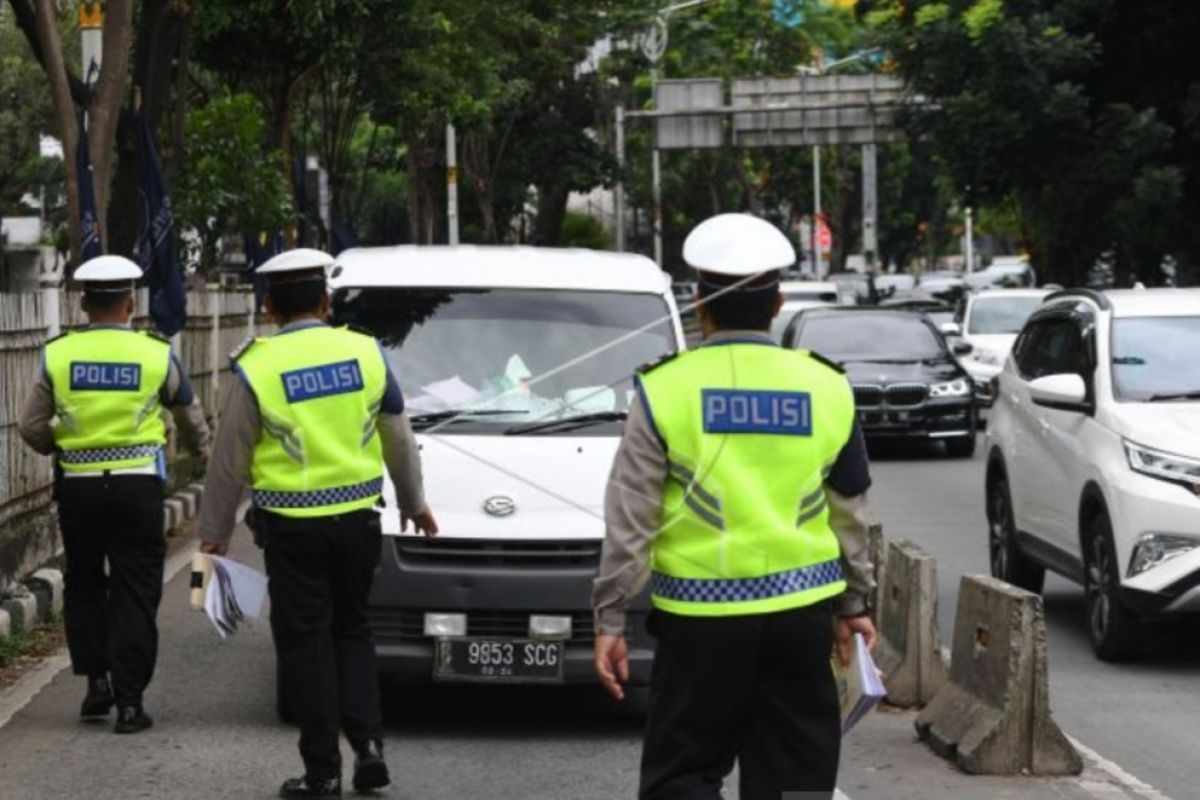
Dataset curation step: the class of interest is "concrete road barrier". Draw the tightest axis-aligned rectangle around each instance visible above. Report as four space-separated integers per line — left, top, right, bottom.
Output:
1 587 39 633
873 539 947 707
867 522 885 619
27 568 64 618
915 574 1081 775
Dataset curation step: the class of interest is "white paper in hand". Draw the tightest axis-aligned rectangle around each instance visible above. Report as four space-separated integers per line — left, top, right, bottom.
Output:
832 633 886 735
202 555 268 638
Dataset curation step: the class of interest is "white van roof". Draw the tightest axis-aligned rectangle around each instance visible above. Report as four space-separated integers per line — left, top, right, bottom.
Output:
330 245 669 294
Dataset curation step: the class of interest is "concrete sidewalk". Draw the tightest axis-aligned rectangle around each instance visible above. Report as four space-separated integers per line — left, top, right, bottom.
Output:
0 528 1166 800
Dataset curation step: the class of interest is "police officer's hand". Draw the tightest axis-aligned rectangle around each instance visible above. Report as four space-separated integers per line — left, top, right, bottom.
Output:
834 614 877 667
199 540 229 556
402 509 439 538
594 634 629 701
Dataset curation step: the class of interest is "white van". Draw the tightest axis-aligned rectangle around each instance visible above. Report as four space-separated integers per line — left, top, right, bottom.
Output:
328 246 684 686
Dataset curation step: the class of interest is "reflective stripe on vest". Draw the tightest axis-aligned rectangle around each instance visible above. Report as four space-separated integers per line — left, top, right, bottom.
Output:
44 328 171 474
237 325 387 519
638 341 856 617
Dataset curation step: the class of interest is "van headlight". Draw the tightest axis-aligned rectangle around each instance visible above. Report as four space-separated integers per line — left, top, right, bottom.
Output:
1128 533 1199 577
1124 440 1200 490
930 379 971 398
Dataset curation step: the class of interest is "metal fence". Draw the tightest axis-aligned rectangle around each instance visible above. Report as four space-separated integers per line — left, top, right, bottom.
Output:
0 287 265 531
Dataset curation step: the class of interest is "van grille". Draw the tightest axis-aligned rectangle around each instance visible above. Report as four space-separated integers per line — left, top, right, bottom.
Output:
370 609 597 643
393 538 601 567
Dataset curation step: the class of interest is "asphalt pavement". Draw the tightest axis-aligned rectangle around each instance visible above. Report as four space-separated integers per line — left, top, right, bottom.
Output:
0 437 1192 799
868 436 1196 800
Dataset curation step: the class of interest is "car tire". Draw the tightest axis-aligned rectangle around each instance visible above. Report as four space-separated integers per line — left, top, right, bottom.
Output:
987 475 1045 593
946 433 977 458
1084 513 1141 662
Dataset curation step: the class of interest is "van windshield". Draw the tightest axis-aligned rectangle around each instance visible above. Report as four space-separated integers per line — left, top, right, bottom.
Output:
332 287 677 433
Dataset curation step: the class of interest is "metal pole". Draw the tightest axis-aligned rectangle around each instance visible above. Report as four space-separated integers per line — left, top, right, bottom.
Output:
650 69 663 268
965 206 975 272
445 123 460 246
862 143 878 270
614 105 626 252
812 145 822 277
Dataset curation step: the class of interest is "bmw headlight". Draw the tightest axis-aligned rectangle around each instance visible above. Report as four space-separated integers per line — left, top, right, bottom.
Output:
1124 440 1200 490
1128 533 1199 577
930 379 971 398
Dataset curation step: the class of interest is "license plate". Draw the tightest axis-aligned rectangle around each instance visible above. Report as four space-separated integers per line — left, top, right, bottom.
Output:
433 638 564 684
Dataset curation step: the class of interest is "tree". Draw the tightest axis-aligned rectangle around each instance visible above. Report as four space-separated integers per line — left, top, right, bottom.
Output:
867 0 1200 286
173 93 292 275
0 11 53 213
6 0 135 265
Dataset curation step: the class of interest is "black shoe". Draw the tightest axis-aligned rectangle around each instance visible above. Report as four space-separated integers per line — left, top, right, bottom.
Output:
352 740 390 792
279 776 342 798
113 705 153 734
80 675 114 718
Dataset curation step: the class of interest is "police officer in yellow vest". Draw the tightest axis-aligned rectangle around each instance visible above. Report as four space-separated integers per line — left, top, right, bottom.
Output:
18 255 211 734
593 214 878 800
195 248 436 799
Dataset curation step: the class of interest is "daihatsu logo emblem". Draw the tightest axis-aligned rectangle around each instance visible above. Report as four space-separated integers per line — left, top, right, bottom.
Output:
483 495 516 517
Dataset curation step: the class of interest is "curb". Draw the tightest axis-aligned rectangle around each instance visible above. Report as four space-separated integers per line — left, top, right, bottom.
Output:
0 481 205 636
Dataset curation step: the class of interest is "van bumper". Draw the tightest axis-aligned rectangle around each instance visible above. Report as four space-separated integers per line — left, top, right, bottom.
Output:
367 536 654 686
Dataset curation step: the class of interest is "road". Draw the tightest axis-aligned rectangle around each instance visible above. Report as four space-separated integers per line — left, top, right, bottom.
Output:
868 436 1198 800
0 436 1193 799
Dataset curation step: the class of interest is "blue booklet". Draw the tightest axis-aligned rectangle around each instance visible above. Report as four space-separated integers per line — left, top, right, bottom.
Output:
833 633 886 734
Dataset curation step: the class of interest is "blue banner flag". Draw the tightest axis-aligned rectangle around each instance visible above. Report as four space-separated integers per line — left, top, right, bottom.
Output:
135 112 187 336
75 121 103 262
243 230 284 309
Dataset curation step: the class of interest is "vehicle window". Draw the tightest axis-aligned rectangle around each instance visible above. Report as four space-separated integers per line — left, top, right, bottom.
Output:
793 314 945 361
332 288 676 432
966 296 1045 335
783 290 838 303
1111 316 1200 401
1016 318 1089 380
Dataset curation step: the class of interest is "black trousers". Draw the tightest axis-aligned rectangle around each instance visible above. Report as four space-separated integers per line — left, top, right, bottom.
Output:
639 602 841 800
261 509 385 781
57 475 165 708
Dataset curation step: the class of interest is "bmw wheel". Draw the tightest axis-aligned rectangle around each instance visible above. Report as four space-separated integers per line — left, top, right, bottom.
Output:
987 474 1044 593
1084 513 1140 662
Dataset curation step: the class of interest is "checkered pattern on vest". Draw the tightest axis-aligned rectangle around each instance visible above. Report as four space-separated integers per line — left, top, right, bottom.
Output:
58 444 162 464
253 477 383 510
651 559 843 604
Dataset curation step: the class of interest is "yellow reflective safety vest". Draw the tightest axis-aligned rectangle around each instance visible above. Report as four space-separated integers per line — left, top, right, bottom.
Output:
236 324 387 518
636 339 856 616
43 327 171 474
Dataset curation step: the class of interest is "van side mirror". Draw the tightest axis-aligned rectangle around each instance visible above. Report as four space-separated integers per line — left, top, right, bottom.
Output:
952 341 973 356
1030 374 1091 413
939 321 962 338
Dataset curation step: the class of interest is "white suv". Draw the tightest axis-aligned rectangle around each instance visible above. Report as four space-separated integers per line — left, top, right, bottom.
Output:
955 288 1050 399
985 288 1200 660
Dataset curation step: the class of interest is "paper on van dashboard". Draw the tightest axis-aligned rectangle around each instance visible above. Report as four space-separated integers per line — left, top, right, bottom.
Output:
832 633 886 734
420 376 479 406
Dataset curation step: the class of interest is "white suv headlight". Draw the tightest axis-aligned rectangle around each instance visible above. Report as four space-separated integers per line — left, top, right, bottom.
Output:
1128 533 1199 577
1123 440 1200 490
930 379 971 398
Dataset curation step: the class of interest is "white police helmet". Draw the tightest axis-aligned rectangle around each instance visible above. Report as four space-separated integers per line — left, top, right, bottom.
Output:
682 213 796 276
256 248 335 276
74 255 142 287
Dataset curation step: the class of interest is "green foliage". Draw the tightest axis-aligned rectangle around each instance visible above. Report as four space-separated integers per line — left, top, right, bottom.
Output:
174 93 293 273
560 212 610 250
0 15 54 214
870 0 1200 285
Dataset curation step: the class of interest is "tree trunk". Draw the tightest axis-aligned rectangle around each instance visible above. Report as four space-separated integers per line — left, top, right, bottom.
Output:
533 181 570 246
463 128 498 243
87 0 135 245
33 0 81 269
406 132 423 244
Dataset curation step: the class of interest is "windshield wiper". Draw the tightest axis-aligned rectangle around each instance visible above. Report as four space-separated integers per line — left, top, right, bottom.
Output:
409 409 523 430
1146 391 1200 402
505 410 627 436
